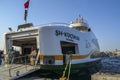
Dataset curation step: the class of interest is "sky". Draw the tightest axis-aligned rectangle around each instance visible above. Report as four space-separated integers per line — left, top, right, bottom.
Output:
0 0 120 51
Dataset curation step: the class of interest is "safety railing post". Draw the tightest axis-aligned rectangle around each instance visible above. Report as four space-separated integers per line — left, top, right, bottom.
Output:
25 55 27 71
9 56 14 77
9 68 11 77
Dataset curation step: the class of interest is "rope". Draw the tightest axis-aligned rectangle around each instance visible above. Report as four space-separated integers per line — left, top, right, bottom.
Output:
60 54 72 80
62 59 69 77
67 54 72 80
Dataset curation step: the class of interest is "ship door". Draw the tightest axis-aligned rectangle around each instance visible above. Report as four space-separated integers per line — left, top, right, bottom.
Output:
22 38 37 55
61 41 78 64
12 37 37 56
22 46 32 55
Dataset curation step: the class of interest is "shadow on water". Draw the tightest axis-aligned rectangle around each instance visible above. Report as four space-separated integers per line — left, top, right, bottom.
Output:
18 69 91 80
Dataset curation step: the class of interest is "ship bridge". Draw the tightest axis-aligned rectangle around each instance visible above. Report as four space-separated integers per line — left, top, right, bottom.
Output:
69 16 91 32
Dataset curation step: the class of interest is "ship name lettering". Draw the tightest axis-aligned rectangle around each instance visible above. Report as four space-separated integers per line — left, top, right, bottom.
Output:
55 30 79 41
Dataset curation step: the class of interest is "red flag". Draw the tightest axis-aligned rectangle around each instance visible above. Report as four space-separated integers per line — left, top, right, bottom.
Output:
24 0 30 8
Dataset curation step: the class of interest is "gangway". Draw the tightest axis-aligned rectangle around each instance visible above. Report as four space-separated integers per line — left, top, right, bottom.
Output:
0 55 40 80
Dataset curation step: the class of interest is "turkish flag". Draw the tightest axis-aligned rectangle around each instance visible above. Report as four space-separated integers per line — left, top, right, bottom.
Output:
24 0 30 8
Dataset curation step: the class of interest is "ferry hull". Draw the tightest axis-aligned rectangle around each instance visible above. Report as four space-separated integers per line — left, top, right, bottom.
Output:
40 59 101 74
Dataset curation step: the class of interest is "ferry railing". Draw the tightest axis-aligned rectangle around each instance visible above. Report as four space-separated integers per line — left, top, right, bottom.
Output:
8 54 37 77
37 23 69 27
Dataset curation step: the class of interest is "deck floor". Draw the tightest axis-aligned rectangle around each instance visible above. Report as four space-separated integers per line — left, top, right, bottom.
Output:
0 64 40 80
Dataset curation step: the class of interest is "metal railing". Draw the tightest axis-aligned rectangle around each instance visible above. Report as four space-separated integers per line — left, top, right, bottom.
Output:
8 54 37 77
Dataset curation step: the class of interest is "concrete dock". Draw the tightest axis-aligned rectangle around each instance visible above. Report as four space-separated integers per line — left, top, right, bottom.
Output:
91 72 120 80
0 64 40 80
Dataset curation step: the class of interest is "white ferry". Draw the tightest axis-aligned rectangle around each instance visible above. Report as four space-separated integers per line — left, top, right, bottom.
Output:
4 16 101 73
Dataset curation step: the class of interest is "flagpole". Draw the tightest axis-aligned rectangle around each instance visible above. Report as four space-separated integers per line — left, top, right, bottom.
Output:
25 9 27 23
25 9 27 24
26 0 30 23
24 9 27 23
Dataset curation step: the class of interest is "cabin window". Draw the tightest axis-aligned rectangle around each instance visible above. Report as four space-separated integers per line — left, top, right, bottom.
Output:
60 41 79 54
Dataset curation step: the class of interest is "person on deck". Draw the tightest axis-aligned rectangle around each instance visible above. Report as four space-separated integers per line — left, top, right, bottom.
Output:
30 48 37 65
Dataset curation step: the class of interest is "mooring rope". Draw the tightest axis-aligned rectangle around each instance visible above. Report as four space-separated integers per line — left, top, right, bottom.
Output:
67 54 72 80
60 54 72 80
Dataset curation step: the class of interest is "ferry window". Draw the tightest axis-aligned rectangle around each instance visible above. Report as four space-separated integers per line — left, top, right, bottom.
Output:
74 26 89 32
60 41 78 54
88 28 91 32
